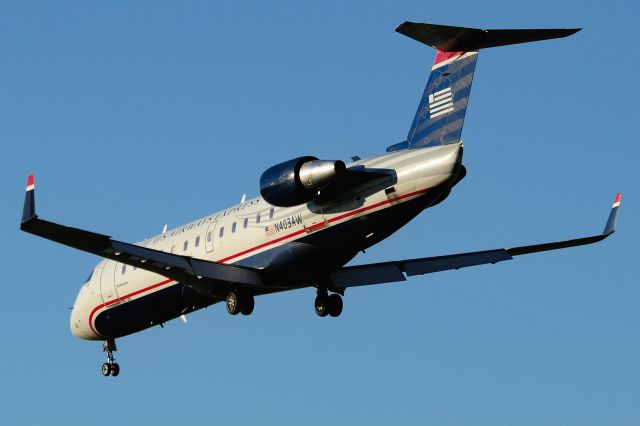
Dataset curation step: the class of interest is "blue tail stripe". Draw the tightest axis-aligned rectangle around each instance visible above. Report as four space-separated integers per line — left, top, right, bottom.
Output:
406 53 478 149
413 84 472 138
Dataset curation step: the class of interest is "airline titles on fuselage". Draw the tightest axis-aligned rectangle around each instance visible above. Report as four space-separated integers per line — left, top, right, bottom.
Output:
150 198 262 245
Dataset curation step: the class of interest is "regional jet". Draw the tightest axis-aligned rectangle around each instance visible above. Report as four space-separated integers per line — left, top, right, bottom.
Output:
21 22 621 377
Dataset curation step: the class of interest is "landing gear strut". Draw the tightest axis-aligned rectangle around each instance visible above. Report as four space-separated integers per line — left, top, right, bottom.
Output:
315 289 343 317
226 291 255 316
101 338 120 377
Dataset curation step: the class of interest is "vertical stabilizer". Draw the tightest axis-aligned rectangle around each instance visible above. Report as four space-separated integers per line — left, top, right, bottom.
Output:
405 50 478 149
391 22 580 151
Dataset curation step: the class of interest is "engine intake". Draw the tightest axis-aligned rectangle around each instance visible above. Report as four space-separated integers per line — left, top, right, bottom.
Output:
259 156 346 207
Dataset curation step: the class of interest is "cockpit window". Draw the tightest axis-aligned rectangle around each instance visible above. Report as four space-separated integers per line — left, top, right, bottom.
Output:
84 271 93 283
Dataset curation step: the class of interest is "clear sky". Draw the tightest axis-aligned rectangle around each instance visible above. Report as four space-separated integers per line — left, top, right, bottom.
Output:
1 1 638 424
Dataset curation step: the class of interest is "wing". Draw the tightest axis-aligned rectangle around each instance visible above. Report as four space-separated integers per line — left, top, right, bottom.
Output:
329 193 622 288
20 176 263 295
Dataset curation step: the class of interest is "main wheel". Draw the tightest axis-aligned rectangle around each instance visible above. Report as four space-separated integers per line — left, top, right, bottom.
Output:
240 294 255 316
327 294 343 317
110 363 120 377
101 363 111 377
226 292 240 315
315 295 329 317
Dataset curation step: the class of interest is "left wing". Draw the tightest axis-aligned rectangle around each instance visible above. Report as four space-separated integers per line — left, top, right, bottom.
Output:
20 175 263 294
329 193 622 288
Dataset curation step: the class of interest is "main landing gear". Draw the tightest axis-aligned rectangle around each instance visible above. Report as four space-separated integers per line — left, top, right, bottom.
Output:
226 291 255 316
101 338 120 377
315 289 343 317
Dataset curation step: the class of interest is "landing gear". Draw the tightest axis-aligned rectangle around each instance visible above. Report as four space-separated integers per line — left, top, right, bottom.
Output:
226 291 254 316
240 294 255 315
315 289 343 317
314 294 329 317
327 293 343 317
101 338 120 377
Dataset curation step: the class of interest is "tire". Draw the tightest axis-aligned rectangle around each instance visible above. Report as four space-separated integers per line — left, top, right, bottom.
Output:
315 295 328 317
226 292 240 315
328 294 343 317
101 363 111 377
110 363 120 377
240 294 255 316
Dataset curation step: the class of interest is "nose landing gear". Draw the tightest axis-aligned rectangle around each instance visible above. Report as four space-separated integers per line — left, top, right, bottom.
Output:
101 338 120 377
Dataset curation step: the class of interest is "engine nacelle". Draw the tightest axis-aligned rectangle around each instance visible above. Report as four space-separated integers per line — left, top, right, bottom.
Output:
259 156 346 207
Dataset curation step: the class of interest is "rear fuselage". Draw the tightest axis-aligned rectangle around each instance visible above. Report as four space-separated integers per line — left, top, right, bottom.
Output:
70 143 464 340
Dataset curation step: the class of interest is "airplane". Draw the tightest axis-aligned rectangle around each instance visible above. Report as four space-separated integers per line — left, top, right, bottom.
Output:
20 22 622 377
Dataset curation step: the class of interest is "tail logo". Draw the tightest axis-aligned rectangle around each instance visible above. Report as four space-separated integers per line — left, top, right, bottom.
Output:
427 87 454 119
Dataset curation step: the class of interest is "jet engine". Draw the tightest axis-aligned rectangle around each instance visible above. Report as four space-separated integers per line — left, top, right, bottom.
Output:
259 156 347 207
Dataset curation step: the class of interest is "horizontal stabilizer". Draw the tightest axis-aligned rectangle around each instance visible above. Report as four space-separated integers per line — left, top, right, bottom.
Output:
395 22 581 52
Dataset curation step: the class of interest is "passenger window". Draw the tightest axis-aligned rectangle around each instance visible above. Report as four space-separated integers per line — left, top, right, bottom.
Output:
195 236 200 247
256 213 261 224
219 227 224 237
207 231 212 242
232 222 236 233
243 218 248 228
269 208 274 219
183 240 188 251
121 264 126 275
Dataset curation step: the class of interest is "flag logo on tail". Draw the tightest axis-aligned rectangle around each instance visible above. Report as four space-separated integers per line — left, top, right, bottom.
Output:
428 87 454 118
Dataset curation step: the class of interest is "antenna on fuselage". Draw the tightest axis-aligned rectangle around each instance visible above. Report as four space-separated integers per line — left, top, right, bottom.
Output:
240 194 246 203
162 224 168 234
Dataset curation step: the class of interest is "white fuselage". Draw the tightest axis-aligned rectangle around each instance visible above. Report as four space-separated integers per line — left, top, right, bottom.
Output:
70 143 463 340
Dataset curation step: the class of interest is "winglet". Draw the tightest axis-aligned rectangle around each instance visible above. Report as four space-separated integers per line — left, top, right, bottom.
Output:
603 192 622 236
21 174 37 226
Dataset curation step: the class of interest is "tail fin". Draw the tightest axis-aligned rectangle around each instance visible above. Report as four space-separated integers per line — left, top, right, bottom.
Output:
391 22 580 151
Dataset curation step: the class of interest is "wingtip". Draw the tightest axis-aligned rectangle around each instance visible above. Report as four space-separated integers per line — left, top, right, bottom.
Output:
603 192 622 236
21 174 37 226
612 192 622 208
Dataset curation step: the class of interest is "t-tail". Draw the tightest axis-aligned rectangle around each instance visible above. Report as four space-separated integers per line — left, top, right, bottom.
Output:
386 22 580 152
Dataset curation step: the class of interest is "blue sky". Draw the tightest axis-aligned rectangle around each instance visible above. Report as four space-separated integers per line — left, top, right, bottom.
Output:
1 1 638 424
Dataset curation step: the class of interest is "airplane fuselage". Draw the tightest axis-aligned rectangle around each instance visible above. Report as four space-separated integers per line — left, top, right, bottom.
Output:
70 143 464 340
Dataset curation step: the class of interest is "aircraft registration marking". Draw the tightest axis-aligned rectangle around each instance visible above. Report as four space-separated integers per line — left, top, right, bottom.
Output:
265 214 303 236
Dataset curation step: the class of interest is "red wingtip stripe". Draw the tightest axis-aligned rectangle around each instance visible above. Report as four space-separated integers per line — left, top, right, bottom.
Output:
613 192 622 207
26 174 35 191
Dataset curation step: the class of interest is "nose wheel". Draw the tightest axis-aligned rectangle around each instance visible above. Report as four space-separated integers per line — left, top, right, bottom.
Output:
101 338 120 377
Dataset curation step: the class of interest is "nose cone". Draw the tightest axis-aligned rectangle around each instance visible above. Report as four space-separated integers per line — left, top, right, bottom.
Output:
70 284 101 340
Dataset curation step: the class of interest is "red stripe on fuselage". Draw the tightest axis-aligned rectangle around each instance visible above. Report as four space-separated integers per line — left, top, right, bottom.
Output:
87 187 431 337
216 187 430 263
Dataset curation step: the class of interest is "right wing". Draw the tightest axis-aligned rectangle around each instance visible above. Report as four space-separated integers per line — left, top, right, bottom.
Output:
20 175 263 295
330 193 621 288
